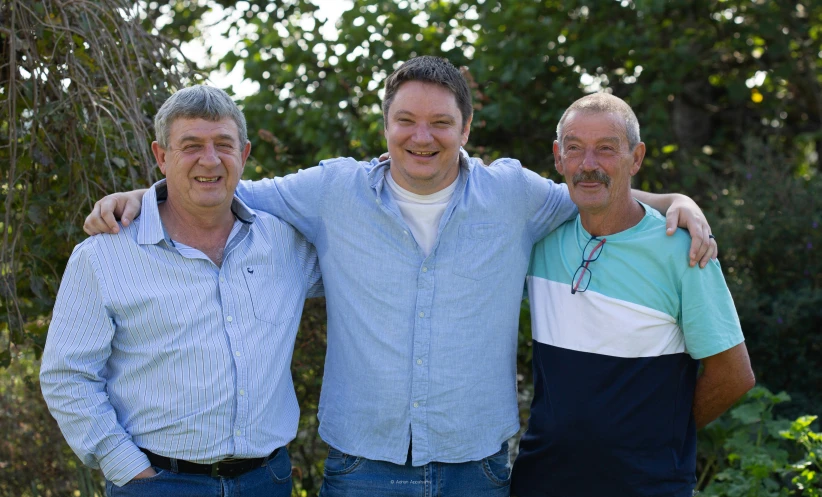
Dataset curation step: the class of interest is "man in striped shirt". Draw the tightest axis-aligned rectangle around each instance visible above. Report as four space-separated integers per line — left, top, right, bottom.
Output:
511 93 755 496
40 86 322 496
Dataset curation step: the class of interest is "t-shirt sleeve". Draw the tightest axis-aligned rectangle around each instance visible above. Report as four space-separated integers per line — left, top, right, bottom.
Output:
680 259 745 359
235 164 326 243
521 166 578 243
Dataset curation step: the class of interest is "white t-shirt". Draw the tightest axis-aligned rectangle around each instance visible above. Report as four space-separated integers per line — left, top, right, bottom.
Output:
385 171 457 257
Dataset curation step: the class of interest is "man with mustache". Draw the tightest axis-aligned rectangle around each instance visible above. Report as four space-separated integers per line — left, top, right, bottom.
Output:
511 93 755 497
82 58 719 495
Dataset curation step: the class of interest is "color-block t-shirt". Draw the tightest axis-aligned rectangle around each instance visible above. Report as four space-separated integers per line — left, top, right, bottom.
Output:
511 202 744 497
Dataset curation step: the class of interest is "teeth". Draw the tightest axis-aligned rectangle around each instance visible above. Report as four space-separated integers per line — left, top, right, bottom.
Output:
195 177 219 183
411 151 436 156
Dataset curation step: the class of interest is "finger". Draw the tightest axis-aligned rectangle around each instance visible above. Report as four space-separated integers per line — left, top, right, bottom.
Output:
694 222 717 268
121 197 141 227
99 197 121 233
84 201 118 235
378 152 390 162
665 209 678 236
686 219 711 267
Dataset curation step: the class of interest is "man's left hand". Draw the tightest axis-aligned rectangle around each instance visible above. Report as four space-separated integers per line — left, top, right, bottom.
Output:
665 195 718 268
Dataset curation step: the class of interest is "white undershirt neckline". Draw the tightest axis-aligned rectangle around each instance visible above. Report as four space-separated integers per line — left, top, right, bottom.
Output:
385 170 457 257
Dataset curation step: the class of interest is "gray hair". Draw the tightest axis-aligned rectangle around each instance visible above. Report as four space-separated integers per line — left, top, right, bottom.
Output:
556 93 641 150
154 85 248 148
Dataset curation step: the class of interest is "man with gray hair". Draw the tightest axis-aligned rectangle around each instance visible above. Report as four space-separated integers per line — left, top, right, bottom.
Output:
511 93 754 496
40 85 322 496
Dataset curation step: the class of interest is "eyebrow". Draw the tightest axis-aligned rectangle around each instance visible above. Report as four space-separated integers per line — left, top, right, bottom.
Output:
177 133 237 145
393 110 457 121
563 135 621 145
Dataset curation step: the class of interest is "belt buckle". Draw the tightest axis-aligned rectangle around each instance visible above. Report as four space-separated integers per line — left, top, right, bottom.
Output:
211 462 220 478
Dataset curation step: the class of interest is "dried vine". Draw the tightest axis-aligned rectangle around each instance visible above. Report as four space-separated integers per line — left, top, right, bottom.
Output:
0 0 200 364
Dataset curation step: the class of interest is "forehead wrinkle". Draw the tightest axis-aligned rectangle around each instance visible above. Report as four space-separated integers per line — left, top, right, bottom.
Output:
178 133 237 144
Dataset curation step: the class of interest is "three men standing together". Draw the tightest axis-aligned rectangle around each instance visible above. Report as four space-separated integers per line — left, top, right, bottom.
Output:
43 56 752 497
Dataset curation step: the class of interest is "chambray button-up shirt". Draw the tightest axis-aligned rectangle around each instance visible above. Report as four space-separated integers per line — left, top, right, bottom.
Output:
237 157 576 465
40 182 321 486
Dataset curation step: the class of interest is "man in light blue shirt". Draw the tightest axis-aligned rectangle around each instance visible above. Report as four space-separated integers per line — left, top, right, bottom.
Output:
41 86 321 496
84 57 717 496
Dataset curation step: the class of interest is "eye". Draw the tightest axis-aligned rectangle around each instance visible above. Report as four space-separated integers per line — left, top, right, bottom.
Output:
183 144 202 152
217 143 235 151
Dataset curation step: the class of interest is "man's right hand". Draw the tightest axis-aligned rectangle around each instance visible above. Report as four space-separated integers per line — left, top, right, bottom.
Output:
84 189 147 235
131 466 158 481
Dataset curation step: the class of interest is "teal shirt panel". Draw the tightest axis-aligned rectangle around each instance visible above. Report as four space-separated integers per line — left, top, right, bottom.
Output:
529 201 744 360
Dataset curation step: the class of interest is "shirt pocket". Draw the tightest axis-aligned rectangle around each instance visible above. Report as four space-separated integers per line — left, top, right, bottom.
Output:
452 222 508 280
242 265 288 324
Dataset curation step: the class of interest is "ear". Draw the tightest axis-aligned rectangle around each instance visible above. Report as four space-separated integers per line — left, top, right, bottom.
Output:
630 142 646 176
151 141 167 176
553 141 564 175
460 113 473 147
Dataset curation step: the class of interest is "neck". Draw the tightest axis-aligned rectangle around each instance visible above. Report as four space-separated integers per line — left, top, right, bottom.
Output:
579 197 645 237
158 200 236 266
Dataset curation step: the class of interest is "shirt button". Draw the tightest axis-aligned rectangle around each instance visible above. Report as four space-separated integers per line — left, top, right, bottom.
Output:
235 351 241 357
413 402 419 408
404 231 409 236
239 389 246 396
416 359 423 365
418 311 425 318
376 198 381 204
226 316 233 322
219 277 225 283
422 267 428 273
235 430 241 436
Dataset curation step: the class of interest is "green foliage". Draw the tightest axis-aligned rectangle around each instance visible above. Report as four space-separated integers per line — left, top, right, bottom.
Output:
4 0 822 494
710 139 822 417
698 387 822 496
0 349 103 497
0 0 199 360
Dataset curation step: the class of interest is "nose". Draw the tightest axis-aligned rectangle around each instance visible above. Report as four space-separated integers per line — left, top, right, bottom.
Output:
411 123 433 143
199 143 220 167
581 147 597 170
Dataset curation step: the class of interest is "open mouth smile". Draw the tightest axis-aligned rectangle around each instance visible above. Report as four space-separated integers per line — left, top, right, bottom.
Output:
194 176 221 183
408 150 438 157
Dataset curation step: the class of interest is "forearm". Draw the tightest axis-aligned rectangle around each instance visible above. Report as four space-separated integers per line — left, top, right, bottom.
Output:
693 362 756 429
631 189 681 214
39 247 150 485
40 360 150 484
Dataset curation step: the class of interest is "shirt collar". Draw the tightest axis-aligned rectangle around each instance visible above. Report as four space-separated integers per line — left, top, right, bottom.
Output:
136 179 256 246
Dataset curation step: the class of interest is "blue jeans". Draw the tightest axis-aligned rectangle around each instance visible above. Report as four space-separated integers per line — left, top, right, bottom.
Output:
320 442 511 497
105 447 292 497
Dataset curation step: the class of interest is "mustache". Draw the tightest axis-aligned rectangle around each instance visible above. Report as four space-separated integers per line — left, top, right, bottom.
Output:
572 170 611 187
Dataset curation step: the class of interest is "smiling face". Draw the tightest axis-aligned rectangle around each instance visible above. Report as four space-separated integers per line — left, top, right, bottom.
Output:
554 111 645 216
151 117 251 219
385 81 472 195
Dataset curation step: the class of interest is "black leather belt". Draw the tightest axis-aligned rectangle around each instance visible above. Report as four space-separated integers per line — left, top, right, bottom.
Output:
139 447 280 478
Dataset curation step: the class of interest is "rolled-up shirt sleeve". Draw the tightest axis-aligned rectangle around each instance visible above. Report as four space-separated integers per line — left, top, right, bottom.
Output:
39 241 150 486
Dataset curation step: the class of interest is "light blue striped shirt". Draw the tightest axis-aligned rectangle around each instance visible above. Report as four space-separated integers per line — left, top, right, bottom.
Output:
40 181 321 486
237 156 576 465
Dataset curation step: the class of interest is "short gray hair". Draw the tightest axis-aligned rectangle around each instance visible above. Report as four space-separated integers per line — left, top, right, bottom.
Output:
154 85 248 148
556 93 641 150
